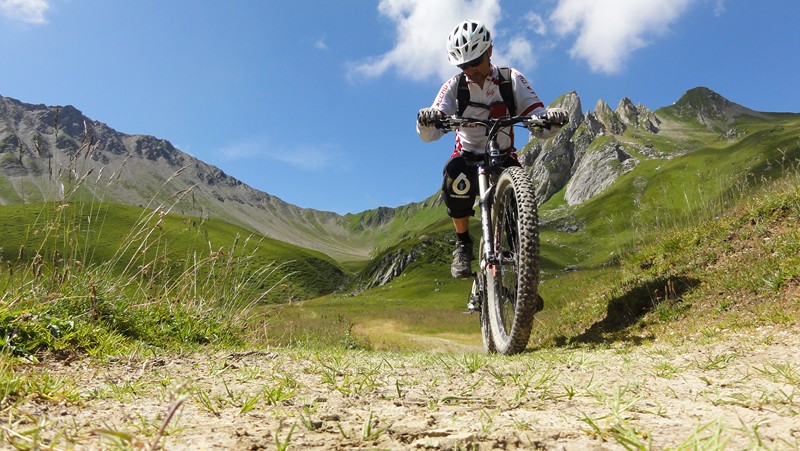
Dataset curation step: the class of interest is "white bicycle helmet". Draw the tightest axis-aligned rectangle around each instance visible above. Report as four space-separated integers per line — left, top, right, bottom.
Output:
446 20 492 66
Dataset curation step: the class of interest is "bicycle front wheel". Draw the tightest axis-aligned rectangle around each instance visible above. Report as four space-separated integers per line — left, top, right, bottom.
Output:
485 166 541 355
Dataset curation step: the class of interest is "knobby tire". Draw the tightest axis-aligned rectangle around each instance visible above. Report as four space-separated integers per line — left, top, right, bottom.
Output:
485 166 540 355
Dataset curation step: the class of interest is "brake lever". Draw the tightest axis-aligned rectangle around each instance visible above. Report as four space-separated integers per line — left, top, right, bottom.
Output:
436 118 466 132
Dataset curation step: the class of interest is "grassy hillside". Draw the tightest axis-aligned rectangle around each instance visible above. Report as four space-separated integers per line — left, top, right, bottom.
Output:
537 172 799 348
538 106 800 268
1 90 797 450
340 194 447 259
0 200 353 357
262 162 799 351
263 107 800 350
0 201 346 304
2 163 797 450
0 92 797 359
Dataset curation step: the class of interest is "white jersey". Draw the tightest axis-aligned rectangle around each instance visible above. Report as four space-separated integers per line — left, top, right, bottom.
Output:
417 65 546 155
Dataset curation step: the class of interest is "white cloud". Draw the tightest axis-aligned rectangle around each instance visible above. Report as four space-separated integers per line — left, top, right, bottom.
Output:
549 0 694 74
0 0 49 24
348 0 504 81
713 0 726 16
220 139 264 160
349 0 703 81
314 36 328 50
525 12 547 36
503 36 535 69
269 143 337 171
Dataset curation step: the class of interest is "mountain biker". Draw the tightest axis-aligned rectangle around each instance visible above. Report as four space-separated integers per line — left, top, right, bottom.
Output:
416 19 568 279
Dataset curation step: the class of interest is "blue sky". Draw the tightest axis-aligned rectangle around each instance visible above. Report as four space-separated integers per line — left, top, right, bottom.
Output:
1 0 798 214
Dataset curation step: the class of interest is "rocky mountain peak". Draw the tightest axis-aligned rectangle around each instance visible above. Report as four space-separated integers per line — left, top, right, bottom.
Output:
616 97 638 123
55 105 89 137
553 91 583 120
615 97 661 133
593 99 626 134
2 86 781 266
675 87 731 111
521 90 672 207
668 86 758 125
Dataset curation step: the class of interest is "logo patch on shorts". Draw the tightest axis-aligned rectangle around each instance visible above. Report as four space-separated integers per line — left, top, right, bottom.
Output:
452 173 470 195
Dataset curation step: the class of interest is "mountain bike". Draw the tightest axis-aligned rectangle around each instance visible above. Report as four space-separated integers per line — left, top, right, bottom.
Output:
436 114 556 355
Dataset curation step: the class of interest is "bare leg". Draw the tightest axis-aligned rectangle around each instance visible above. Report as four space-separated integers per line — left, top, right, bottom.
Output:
453 217 469 234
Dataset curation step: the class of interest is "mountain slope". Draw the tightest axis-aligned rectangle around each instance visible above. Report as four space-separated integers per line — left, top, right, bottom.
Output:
360 87 799 288
0 201 347 303
0 96 429 262
2 87 798 275
4 161 799 451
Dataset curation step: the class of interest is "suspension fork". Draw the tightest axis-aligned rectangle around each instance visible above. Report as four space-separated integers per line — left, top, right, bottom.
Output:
477 164 495 268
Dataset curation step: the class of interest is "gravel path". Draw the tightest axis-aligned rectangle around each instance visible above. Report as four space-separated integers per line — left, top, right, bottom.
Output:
6 327 800 450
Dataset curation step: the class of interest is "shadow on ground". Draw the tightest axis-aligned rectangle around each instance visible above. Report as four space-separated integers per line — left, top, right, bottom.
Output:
556 276 701 346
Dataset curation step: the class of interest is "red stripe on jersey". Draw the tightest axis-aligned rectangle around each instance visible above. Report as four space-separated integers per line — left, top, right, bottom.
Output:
452 134 464 157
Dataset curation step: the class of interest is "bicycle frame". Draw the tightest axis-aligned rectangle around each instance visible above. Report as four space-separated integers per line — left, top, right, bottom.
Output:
476 148 510 275
440 115 550 279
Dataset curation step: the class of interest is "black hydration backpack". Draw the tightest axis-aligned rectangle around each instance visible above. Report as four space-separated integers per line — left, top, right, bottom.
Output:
455 67 516 117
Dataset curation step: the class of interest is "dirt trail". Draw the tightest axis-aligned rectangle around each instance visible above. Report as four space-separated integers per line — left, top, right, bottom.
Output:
6 327 800 450
354 319 483 354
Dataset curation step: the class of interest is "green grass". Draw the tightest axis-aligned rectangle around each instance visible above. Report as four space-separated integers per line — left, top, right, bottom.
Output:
1 94 798 361
0 100 799 451
538 113 800 270
342 194 448 255
267 109 800 350
541 172 799 346
256 263 478 351
0 201 346 304
260 169 799 351
2 92 798 451
0 197 352 361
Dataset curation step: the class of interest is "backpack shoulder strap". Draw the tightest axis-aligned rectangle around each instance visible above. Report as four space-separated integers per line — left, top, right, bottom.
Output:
456 73 469 117
456 68 516 117
497 67 516 116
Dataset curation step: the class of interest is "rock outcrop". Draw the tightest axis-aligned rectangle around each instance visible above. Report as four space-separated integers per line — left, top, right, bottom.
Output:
521 91 583 202
565 140 638 206
522 91 661 205
616 97 661 133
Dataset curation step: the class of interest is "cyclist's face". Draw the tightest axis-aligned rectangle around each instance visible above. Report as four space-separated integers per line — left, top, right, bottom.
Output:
462 47 492 85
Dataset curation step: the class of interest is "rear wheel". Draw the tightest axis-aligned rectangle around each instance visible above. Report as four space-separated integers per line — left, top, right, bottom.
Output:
485 166 540 355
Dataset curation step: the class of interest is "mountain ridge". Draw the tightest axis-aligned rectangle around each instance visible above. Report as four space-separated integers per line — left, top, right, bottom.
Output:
0 95 379 261
0 87 792 264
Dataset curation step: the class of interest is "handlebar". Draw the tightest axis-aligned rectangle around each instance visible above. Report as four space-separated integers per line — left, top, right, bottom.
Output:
435 115 555 133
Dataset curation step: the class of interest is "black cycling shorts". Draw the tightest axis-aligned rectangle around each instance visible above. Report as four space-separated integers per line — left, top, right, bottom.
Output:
441 153 521 218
